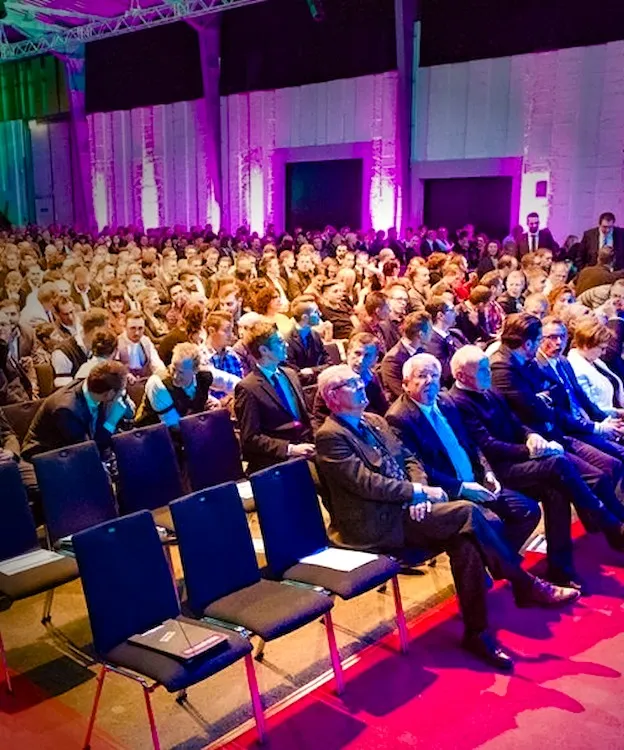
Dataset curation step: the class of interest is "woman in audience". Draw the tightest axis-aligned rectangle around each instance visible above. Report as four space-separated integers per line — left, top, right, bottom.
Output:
476 239 502 278
137 286 169 343
106 284 129 336
567 317 624 417
252 285 294 336
548 284 575 314
0 270 23 303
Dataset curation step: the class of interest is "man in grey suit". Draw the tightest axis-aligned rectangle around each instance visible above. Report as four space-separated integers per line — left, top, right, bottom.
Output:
315 364 578 671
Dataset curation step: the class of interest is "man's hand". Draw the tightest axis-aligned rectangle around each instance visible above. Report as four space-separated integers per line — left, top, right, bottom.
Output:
526 433 550 458
409 500 432 522
484 471 502 496
422 486 448 503
0 448 15 463
300 367 314 377
288 443 316 458
598 417 624 438
460 481 497 503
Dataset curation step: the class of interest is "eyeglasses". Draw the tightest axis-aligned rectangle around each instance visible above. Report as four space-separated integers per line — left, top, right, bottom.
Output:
329 377 365 393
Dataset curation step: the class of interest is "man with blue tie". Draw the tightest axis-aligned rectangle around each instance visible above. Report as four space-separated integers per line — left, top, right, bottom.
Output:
234 321 315 473
386 353 540 553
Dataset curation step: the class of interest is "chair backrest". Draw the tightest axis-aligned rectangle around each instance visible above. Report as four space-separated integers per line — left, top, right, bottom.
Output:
324 342 343 365
112 423 184 514
171 483 261 615
35 364 55 397
250 459 328 577
0 461 38 562
1 400 43 444
72 510 180 655
178 410 244 491
33 441 117 543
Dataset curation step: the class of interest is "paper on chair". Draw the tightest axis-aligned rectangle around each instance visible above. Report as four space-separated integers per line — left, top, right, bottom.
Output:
237 481 253 501
0 548 65 576
299 547 379 572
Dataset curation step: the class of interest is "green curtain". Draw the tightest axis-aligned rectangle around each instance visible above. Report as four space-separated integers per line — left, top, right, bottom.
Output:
0 120 33 225
0 55 68 123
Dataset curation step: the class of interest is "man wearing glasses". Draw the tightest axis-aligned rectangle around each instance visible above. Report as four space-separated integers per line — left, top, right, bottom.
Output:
315 364 579 672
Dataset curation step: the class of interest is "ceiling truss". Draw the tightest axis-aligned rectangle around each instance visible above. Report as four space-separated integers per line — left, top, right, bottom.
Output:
0 0 265 62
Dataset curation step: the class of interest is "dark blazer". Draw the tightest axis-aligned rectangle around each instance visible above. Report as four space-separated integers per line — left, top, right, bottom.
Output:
234 366 313 474
284 327 330 385
315 412 426 550
311 371 388 432
518 228 558 257
489 345 589 439
0 408 20 456
534 351 607 425
0 340 32 406
579 227 624 270
497 293 523 316
423 328 469 387
157 327 188 366
476 255 496 279
454 304 489 344
21 380 95 460
575 265 624 296
448 384 532 472
10 325 35 359
603 317 624 381
380 340 418 400
386 392 487 498
70 284 102 311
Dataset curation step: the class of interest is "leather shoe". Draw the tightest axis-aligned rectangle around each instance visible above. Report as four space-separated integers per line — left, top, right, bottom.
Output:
514 576 580 608
545 569 586 594
462 631 514 671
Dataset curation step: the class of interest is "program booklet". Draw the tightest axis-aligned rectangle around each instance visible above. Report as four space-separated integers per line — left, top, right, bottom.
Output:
128 619 229 661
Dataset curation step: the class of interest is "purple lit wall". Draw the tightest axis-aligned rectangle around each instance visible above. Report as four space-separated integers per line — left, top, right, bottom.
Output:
221 72 400 233
88 99 221 231
413 41 624 239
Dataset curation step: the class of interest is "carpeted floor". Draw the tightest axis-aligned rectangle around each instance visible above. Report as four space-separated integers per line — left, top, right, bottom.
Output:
2 530 624 750
221 532 624 750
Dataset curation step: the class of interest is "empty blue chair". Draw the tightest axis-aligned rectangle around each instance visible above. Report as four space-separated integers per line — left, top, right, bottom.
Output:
171 483 345 692
178 410 245 491
74 510 266 748
251 459 409 655
0 461 79 694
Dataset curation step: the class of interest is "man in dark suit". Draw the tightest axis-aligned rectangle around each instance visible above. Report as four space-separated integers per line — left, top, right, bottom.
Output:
380 311 432 401
0 308 32 405
449 345 624 580
311 332 387 432
518 212 558 258
284 297 330 386
21 361 131 461
71 265 102 311
0 407 38 507
490 313 624 483
386 353 539 553
0 300 35 359
578 212 624 270
316 364 578 670
234 321 314 474
423 296 469 387
575 246 624 296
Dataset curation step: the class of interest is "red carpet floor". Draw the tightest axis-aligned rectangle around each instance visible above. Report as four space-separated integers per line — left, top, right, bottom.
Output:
2 531 624 750
222 532 624 750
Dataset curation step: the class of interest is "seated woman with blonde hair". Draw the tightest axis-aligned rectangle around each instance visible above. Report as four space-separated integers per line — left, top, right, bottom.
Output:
567 317 624 418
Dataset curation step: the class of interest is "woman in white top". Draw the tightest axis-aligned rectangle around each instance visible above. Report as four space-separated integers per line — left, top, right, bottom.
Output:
567 316 624 418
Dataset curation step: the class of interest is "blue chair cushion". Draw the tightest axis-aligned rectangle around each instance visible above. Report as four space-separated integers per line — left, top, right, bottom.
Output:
102 618 252 693
202 579 333 641
282 554 400 600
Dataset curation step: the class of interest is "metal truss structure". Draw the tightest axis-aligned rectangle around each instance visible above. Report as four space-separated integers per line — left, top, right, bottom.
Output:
0 0 265 62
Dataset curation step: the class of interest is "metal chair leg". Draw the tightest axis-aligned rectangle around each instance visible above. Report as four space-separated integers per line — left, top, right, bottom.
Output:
83 665 107 749
391 575 409 654
244 652 267 744
323 611 345 696
0 628 12 695
41 588 54 624
254 638 266 661
143 685 162 750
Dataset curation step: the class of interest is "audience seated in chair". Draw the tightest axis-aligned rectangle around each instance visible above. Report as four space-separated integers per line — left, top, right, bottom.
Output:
284 295 330 386
380 311 432 401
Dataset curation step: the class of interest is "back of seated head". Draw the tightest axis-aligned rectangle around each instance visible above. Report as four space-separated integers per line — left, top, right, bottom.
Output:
253 285 280 315
468 285 492 305
205 310 232 331
34 321 56 343
427 252 448 271
246 320 279 359
523 292 548 316
497 254 518 272
171 341 201 369
181 300 206 333
500 312 541 349
90 329 118 358
598 245 615 266
53 293 73 312
480 270 502 288
425 295 450 321
572 316 612 349
520 252 539 270
81 307 109 336
450 344 489 380
401 310 432 339
0 298 19 312
364 290 387 317
86 360 127 395
290 295 318 321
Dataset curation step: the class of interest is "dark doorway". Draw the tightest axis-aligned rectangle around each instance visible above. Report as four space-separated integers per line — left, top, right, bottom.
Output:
286 159 363 232
423 177 512 241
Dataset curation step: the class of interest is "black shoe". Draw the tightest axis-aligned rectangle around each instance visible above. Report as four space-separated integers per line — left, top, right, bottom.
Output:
514 576 580 608
545 569 586 594
462 631 514 671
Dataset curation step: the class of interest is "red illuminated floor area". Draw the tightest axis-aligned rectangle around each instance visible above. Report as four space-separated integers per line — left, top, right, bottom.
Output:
221 533 624 750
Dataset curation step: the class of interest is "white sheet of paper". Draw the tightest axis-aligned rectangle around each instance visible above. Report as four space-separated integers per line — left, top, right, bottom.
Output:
237 481 253 500
525 534 548 555
299 547 379 572
252 537 265 554
0 548 65 576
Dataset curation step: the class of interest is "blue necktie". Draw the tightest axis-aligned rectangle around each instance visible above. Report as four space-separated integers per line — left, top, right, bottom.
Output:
428 406 475 482
271 372 298 418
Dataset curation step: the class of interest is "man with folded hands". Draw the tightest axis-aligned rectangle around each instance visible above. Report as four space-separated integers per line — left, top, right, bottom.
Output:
314 364 579 672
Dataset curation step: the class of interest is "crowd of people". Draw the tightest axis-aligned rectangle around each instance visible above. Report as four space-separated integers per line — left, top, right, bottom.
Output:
3 209 624 671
